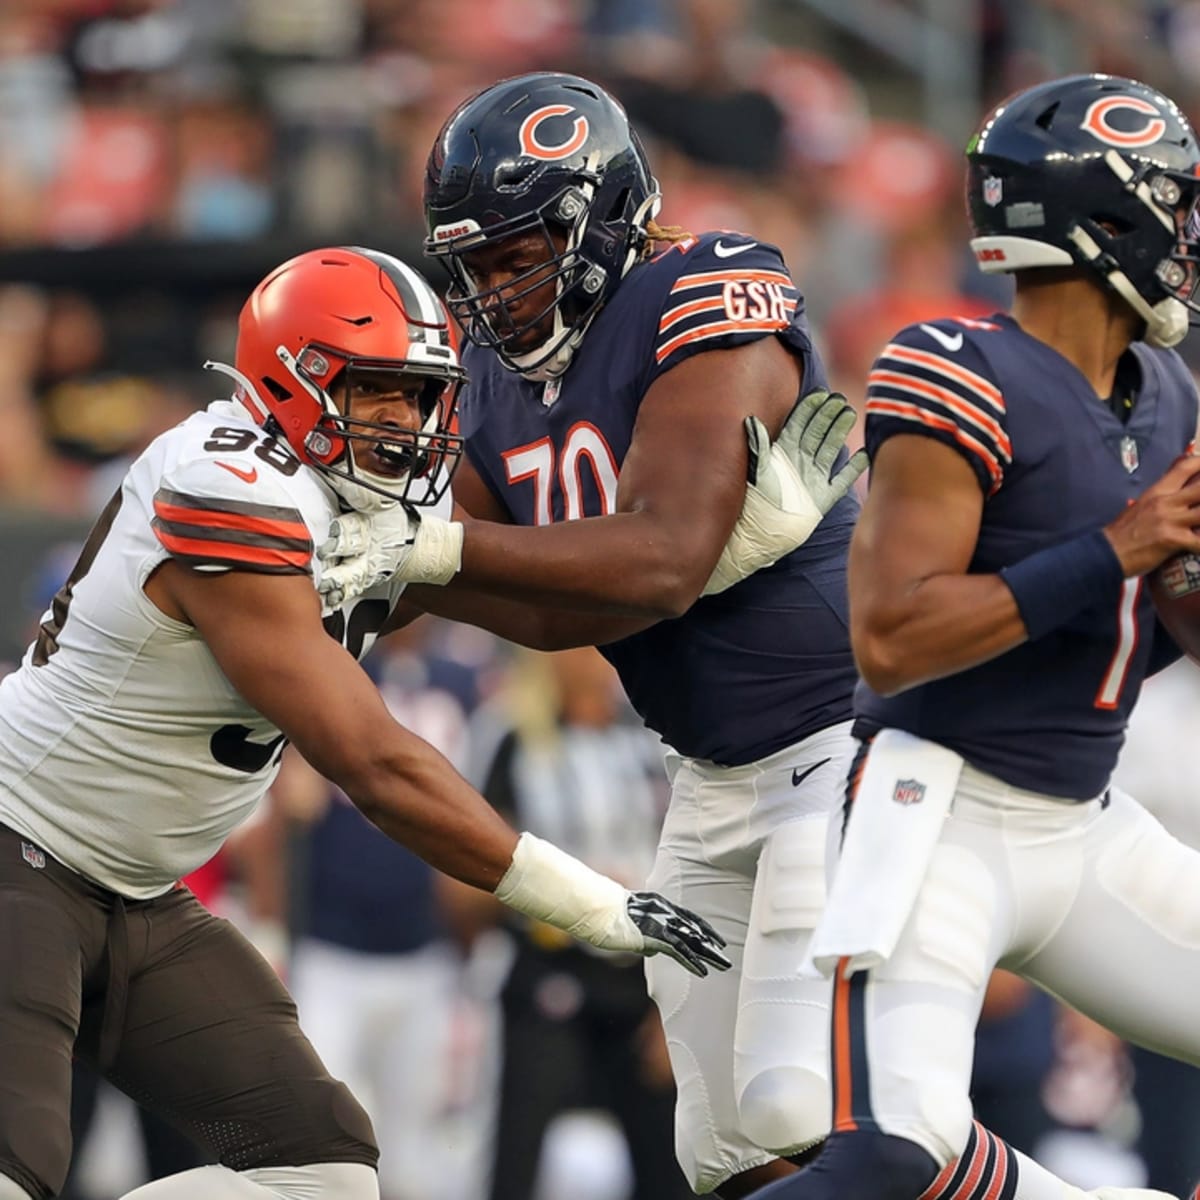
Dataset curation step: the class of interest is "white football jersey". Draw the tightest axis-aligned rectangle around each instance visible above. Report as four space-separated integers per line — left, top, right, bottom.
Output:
0 400 446 898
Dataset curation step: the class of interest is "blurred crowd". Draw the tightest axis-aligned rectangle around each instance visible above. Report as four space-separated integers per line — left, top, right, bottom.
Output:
6 0 1200 1197
5 0 1200 531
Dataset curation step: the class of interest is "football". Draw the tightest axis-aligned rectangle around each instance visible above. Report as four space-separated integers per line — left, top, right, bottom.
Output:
1149 552 1200 661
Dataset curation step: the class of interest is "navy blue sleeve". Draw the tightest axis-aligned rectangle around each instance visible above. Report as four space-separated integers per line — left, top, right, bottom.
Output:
645 232 812 385
865 319 1012 496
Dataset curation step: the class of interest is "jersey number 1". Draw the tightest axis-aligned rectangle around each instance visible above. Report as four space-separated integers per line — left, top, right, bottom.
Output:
1095 578 1142 710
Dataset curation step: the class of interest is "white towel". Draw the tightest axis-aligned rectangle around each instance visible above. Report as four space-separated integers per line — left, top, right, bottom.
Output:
806 728 963 978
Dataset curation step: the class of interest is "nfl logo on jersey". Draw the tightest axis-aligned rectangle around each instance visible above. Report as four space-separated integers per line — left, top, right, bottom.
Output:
1120 435 1139 473
20 841 45 870
982 175 1003 207
892 779 926 806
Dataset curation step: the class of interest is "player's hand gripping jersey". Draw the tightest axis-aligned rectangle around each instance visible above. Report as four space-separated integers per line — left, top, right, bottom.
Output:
0 400 440 897
460 232 860 765
856 314 1198 798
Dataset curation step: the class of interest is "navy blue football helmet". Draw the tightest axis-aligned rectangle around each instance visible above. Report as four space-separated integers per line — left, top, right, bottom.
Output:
423 72 661 379
967 74 1200 348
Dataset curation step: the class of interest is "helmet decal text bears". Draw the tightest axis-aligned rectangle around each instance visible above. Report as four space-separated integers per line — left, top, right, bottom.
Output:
1081 96 1168 148
519 105 590 160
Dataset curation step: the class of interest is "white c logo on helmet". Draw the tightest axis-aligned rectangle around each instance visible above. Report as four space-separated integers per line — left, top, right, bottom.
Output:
1081 96 1167 148
519 105 589 161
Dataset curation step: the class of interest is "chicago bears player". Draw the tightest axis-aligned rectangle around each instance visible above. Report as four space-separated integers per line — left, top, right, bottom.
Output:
316 73 1147 1200
0 246 731 1200
751 75 1200 1200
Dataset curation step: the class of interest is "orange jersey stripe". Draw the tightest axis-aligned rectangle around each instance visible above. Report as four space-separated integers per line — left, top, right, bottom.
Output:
658 295 725 334
155 528 311 570
868 370 1012 459
656 314 795 363
153 498 310 543
865 398 1005 492
669 268 794 293
881 344 1004 411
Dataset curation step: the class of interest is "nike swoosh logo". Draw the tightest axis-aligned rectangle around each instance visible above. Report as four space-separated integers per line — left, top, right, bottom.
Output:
713 239 755 258
791 757 832 787
216 461 258 484
919 323 964 352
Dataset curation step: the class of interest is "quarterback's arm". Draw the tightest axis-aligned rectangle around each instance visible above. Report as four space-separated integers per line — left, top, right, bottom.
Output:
851 437 1200 695
449 337 801 618
848 436 1030 696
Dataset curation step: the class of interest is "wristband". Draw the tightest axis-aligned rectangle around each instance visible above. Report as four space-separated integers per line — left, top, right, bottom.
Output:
494 832 636 950
408 517 464 585
999 529 1124 641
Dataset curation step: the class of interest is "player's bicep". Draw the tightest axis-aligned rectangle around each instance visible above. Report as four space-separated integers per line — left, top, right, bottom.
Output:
849 435 985 633
617 337 801 560
161 563 393 777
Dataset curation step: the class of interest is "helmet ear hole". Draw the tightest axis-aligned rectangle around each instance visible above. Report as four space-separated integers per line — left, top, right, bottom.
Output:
262 376 292 402
605 187 631 223
1092 214 1135 236
1035 102 1060 131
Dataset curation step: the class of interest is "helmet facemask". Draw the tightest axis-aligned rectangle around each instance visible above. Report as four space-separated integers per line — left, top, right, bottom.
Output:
277 343 465 510
435 181 616 380
1064 154 1200 349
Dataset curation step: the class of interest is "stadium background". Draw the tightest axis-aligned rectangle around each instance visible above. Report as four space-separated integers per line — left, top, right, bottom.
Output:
2 1 1200 1198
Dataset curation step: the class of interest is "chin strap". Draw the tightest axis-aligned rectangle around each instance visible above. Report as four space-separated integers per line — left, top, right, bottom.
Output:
1066 225 1189 349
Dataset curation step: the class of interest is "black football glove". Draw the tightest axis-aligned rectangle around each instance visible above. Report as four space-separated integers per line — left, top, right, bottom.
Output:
626 891 731 977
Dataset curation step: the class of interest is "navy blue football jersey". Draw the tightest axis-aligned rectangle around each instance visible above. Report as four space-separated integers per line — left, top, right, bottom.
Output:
458 231 858 766
855 313 1198 799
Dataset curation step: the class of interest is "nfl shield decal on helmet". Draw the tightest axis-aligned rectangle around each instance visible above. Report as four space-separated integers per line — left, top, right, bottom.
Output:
983 175 1003 207
893 778 926 806
1120 435 1139 473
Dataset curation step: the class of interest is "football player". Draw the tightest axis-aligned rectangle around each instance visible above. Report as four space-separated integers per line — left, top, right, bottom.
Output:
0 246 732 1200
317 73 1154 1200
750 74 1200 1200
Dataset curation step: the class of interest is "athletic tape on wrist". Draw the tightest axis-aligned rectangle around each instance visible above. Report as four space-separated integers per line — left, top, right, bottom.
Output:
494 832 634 949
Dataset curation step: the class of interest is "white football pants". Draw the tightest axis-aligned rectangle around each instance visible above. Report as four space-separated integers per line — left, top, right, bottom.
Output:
832 757 1200 1168
644 722 854 1194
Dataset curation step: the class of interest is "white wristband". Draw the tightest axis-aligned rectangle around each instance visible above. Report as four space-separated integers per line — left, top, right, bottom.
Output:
407 517 464 586
494 832 642 953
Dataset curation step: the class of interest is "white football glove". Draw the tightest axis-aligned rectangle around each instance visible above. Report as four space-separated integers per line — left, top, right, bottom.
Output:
317 504 464 610
702 388 868 596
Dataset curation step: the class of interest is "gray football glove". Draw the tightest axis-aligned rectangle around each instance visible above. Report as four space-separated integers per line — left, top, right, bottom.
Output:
703 388 868 595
